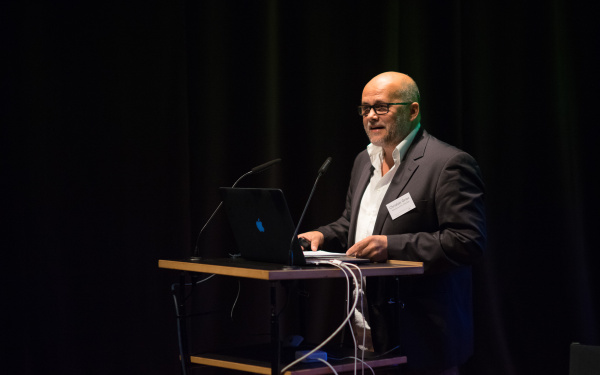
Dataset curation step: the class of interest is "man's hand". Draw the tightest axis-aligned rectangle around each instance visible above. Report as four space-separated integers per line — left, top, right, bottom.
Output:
297 231 324 252
346 235 388 262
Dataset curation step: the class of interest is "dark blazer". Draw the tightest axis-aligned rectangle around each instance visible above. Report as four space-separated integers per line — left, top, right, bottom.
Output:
317 128 486 371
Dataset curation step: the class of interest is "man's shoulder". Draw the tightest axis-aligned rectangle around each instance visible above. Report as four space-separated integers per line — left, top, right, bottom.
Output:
418 130 474 160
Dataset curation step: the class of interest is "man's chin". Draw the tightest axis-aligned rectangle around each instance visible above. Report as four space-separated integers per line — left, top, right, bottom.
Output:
367 133 384 145
368 135 389 147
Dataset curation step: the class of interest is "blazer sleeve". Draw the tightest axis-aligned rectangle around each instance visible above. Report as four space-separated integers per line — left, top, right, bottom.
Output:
386 150 486 273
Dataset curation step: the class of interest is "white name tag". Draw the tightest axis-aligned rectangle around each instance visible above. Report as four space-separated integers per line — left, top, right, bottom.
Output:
386 192 416 220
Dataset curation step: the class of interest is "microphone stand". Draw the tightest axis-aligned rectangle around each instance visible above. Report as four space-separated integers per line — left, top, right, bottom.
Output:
285 157 332 268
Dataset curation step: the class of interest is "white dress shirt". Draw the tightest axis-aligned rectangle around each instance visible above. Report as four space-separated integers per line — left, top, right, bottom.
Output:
354 124 421 243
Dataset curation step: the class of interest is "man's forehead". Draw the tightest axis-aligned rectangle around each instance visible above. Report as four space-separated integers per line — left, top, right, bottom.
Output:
361 98 389 105
362 87 396 104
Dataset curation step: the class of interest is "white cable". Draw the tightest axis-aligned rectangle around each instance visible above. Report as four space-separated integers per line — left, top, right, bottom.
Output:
317 358 339 375
356 357 374 375
331 356 375 375
180 274 240 320
280 260 359 374
342 262 367 375
182 273 216 286
193 273 216 285
337 262 359 375
331 346 400 375
334 261 358 374
314 262 364 375
230 279 241 319
342 262 365 375
328 262 368 375
330 261 359 375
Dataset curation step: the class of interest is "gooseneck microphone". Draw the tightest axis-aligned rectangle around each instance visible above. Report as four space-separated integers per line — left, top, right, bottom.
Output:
190 158 282 262
287 157 333 267
249 158 282 174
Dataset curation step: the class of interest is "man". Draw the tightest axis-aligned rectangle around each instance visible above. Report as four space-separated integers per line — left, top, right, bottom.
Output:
299 72 486 374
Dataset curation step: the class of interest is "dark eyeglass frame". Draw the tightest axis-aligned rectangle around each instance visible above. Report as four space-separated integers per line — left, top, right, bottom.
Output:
358 102 413 116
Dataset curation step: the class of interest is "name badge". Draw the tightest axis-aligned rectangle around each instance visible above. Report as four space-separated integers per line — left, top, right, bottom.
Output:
386 192 416 220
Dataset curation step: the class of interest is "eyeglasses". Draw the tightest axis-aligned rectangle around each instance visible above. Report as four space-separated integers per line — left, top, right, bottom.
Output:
358 102 413 117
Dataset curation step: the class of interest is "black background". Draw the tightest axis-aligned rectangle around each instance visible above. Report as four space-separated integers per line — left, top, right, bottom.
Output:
2 1 599 374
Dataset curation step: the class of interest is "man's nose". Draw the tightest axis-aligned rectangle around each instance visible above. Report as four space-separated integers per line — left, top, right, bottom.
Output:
366 107 379 118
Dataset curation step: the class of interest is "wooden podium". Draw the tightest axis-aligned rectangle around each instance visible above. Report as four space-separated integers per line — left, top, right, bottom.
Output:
159 258 423 375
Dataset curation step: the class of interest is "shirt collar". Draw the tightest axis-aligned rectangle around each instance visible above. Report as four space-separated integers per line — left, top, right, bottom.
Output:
366 123 421 170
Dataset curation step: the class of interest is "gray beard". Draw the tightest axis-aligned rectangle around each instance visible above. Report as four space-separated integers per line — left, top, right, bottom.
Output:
376 117 412 148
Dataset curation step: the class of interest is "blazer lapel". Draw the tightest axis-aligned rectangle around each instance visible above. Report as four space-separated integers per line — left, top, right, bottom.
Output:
372 129 428 234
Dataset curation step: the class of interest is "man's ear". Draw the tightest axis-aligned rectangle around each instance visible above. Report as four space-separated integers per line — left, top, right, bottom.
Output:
409 102 420 122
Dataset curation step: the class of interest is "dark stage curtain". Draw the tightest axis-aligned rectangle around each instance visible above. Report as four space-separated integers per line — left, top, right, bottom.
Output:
3 1 598 374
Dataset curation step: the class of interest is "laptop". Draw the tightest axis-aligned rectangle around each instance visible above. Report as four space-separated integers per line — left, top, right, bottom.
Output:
219 187 369 266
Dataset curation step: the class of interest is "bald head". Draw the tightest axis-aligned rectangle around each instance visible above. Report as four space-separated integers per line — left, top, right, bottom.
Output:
364 72 420 104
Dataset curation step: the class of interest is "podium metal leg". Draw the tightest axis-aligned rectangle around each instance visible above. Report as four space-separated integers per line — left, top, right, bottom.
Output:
178 272 191 375
270 281 280 375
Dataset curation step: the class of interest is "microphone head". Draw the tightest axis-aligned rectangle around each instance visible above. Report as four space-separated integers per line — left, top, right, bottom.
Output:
251 158 282 174
318 157 332 175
